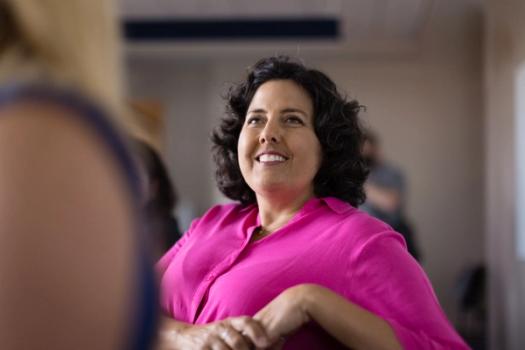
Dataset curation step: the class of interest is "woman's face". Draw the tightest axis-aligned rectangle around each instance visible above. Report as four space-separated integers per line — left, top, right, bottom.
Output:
237 79 322 200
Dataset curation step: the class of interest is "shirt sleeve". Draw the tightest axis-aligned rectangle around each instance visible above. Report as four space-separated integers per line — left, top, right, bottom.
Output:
155 217 200 275
345 232 470 350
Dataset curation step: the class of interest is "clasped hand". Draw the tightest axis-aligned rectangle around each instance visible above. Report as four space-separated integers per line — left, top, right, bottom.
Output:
159 285 313 350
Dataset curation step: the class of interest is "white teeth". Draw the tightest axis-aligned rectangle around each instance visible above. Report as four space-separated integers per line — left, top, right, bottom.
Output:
259 154 286 162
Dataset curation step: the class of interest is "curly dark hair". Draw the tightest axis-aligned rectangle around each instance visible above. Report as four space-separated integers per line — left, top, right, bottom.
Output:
212 56 368 207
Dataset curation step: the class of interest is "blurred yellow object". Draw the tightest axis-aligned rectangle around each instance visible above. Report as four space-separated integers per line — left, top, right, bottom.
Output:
129 99 165 151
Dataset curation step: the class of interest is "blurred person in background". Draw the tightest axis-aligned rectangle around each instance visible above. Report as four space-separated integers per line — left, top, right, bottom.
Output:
0 1 157 349
361 130 421 261
156 56 468 350
132 137 182 260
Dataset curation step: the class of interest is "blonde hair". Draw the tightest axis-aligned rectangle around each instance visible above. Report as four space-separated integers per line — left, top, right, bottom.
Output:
0 0 124 122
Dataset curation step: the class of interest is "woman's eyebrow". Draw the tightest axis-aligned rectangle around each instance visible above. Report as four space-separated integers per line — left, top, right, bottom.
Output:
281 108 308 116
247 108 267 114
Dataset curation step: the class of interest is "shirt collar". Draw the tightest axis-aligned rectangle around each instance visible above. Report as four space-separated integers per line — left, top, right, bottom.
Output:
243 196 354 219
320 197 355 214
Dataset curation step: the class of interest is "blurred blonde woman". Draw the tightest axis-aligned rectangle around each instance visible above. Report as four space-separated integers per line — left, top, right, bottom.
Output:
0 1 157 349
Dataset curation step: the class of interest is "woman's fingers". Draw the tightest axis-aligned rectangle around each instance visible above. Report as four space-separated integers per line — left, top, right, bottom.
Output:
208 337 231 350
217 324 251 350
229 316 272 348
182 316 273 350
254 308 277 336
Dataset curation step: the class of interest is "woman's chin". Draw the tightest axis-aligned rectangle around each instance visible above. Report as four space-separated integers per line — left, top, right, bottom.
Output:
253 182 313 201
253 182 291 196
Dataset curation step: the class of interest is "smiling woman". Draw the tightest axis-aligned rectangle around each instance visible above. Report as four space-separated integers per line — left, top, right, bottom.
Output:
156 56 469 350
238 79 322 208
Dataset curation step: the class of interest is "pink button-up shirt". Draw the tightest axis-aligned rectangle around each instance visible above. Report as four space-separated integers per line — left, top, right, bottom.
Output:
157 197 469 349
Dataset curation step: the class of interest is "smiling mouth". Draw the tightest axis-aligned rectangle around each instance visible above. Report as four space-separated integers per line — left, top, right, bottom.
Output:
256 154 289 163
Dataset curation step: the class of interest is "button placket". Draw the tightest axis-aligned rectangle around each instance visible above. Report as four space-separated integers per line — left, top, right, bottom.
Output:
191 235 252 323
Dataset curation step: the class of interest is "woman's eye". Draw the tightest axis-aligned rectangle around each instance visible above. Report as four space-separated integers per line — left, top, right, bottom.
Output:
246 116 263 125
285 116 304 125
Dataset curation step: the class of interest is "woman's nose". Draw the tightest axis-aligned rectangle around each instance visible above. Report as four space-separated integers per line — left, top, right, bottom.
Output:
259 122 280 144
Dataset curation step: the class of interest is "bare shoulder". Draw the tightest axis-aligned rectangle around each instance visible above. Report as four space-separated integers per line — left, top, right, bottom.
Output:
0 99 124 172
0 100 136 350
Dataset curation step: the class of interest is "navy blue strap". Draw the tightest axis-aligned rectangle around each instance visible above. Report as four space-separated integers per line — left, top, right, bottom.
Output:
0 84 141 198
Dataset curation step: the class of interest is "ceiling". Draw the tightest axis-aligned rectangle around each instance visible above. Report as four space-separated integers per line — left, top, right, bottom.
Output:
119 0 480 58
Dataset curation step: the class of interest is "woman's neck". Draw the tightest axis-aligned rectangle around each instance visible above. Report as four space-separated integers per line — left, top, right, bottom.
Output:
256 190 314 233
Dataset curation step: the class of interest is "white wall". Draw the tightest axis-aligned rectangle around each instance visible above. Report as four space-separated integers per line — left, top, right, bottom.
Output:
126 0 484 324
484 0 525 348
